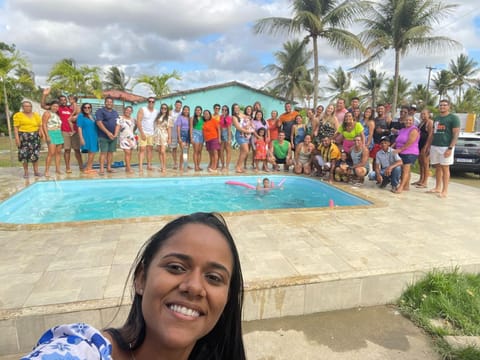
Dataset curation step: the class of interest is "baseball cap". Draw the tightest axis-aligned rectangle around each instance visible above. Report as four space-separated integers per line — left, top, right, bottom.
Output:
410 104 417 110
380 135 391 143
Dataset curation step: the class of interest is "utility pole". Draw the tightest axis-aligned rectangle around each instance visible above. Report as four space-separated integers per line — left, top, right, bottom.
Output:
426 65 436 105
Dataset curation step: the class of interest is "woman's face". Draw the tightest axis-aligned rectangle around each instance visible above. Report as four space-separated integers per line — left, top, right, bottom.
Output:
344 113 353 125
203 111 211 120
22 102 33 113
233 105 240 115
137 223 233 352
295 115 303 124
421 110 429 120
124 107 132 116
304 135 311 143
326 105 334 115
51 104 59 113
270 111 278 119
182 107 190 117
364 109 372 119
160 105 168 114
255 111 263 120
195 107 202 116
245 106 252 116
316 106 324 115
405 116 414 127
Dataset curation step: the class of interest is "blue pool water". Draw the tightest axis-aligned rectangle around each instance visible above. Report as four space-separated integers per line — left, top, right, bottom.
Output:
0 176 370 224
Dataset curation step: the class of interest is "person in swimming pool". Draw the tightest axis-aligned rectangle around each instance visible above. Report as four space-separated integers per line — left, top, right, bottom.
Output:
256 177 272 191
21 212 246 360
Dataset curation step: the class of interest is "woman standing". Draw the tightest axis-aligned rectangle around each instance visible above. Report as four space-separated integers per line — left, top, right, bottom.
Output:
335 112 364 153
291 114 306 151
42 100 64 177
13 101 43 178
232 103 253 173
154 103 173 172
413 109 434 188
361 107 375 150
117 106 136 173
314 104 338 145
175 105 191 171
266 110 280 146
202 109 221 172
77 103 99 174
190 106 204 172
392 115 419 194
219 105 232 171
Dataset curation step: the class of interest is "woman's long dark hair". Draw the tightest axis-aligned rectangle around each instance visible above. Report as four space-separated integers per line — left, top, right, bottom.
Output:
155 103 170 125
81 103 92 118
105 212 245 360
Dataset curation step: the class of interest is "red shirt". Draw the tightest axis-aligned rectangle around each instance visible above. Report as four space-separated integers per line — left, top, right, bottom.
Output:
58 105 76 132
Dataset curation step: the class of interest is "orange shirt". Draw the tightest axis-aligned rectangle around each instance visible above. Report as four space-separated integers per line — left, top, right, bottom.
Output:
203 118 220 142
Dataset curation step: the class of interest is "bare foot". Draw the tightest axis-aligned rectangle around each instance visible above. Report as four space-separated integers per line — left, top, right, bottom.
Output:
438 192 448 198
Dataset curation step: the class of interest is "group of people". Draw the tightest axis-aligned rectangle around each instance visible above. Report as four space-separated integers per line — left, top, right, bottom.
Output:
13 92 459 197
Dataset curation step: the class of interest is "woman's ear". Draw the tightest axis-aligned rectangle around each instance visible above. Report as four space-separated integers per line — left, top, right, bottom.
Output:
134 263 146 296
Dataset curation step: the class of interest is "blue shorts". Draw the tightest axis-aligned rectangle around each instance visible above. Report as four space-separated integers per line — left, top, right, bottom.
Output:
179 129 189 143
192 129 204 144
235 131 249 145
399 153 418 165
221 128 230 142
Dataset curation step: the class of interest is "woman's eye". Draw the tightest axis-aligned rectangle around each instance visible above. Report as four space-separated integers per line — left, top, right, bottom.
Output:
165 264 186 273
206 273 225 285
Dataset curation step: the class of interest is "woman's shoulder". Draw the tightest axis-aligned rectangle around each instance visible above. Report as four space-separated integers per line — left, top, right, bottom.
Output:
21 323 112 360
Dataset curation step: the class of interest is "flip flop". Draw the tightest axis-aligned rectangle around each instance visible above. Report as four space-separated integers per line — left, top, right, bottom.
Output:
66 169 73 174
107 169 116 173
415 184 427 188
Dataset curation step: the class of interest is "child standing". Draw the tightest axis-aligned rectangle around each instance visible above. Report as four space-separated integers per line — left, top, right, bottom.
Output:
253 127 269 172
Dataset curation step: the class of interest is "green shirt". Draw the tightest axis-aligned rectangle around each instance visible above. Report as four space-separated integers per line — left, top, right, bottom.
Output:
273 140 289 159
432 113 460 147
193 116 204 131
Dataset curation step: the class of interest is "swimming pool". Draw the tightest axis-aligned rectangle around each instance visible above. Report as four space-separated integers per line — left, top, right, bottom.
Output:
0 176 371 224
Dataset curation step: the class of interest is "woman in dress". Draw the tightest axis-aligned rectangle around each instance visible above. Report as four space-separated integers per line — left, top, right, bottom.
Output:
22 212 246 360
42 100 64 177
117 106 137 173
361 107 375 151
77 103 99 174
219 105 232 171
190 106 204 172
13 100 43 178
175 105 191 171
266 110 280 146
154 103 173 172
314 104 338 145
232 103 253 173
413 109 433 188
294 134 315 175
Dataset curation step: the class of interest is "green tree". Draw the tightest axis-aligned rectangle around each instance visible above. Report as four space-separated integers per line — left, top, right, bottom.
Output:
0 42 34 162
134 71 181 97
448 54 479 103
103 66 131 91
358 69 386 109
325 66 351 100
379 76 411 106
263 39 313 102
431 70 454 99
408 84 436 108
455 87 480 114
254 0 367 108
48 58 102 97
358 0 459 115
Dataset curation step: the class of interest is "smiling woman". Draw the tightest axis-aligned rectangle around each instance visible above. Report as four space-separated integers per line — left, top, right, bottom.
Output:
21 212 246 360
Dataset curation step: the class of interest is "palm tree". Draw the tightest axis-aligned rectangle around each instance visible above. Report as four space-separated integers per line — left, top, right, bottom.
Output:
134 71 181 97
358 69 386 108
409 84 436 108
379 76 411 106
431 70 454 99
325 66 351 100
103 66 131 91
263 39 313 102
48 58 102 97
358 0 459 115
254 0 367 108
448 54 479 103
0 42 33 163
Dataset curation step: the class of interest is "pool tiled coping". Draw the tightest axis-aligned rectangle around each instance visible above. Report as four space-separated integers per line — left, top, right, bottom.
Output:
0 166 479 355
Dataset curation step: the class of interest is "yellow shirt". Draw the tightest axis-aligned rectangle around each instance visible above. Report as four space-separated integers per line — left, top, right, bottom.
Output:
317 142 341 161
13 112 42 132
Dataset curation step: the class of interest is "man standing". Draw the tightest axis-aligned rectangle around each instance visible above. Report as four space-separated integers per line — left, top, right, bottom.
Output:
169 100 182 169
95 96 119 174
426 99 460 198
41 88 83 173
369 136 402 191
137 97 159 171
347 97 360 113
278 102 299 143
335 98 348 126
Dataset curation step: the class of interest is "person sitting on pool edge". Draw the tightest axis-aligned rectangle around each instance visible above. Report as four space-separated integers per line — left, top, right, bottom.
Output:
270 130 293 171
21 212 246 360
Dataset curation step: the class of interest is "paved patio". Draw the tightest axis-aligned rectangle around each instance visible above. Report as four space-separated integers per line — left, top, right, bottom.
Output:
0 165 479 356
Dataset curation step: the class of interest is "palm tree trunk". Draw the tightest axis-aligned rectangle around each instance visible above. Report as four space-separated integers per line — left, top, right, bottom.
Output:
2 79 14 165
313 35 319 109
392 49 400 118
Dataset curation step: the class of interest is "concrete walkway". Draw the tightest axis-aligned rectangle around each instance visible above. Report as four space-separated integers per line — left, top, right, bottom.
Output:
0 165 478 357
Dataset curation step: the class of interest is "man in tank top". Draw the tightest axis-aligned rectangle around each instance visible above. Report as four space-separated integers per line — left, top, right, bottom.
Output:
137 96 159 171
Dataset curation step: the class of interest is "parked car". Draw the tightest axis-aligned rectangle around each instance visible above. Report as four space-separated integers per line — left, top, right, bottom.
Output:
450 132 480 174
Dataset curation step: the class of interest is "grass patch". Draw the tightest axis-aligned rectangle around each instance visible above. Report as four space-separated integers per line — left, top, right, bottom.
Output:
398 269 480 359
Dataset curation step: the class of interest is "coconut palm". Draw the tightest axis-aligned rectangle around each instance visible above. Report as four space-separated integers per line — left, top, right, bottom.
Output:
358 69 386 109
431 70 454 99
379 76 411 106
48 58 102 97
448 54 479 103
325 66 351 100
409 84 436 108
263 39 314 102
103 66 131 91
254 0 367 108
358 0 459 115
134 71 181 97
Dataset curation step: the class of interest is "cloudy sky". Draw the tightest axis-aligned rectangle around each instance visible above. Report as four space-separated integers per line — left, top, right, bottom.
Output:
0 0 479 99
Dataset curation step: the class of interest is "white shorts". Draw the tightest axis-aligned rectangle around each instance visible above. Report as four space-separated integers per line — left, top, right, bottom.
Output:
430 145 454 166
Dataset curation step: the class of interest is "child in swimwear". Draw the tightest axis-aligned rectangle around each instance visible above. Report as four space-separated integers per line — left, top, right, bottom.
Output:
256 177 272 191
253 127 269 172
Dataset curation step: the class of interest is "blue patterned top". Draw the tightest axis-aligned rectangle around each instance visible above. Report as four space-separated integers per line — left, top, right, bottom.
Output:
21 323 112 360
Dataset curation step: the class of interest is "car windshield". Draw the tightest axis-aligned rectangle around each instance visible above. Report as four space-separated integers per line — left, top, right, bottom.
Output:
457 137 480 147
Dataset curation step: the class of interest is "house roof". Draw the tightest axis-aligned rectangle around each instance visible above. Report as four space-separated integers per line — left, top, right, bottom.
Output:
158 81 290 102
103 90 147 103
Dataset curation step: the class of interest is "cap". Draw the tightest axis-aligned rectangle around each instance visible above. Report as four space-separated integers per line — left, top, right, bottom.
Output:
380 135 391 143
410 104 417 110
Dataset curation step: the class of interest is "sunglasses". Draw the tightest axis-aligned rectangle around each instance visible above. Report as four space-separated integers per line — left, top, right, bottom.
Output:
84 106 91 109
161 107 167 110
148 100 155 103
